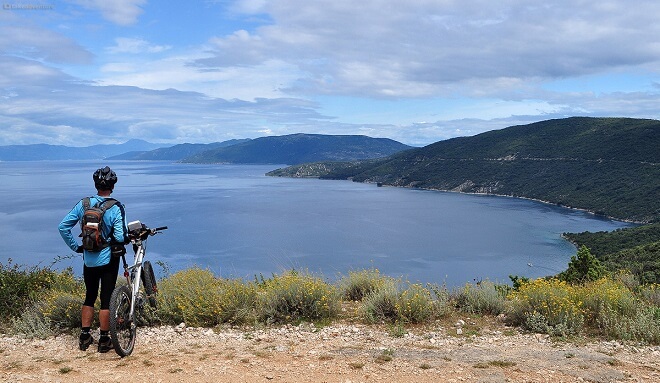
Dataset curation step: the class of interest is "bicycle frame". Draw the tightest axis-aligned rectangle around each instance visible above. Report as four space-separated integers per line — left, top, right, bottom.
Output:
110 222 166 357
120 237 147 323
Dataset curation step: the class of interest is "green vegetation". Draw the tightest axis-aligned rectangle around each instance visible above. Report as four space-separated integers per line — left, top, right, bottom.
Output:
269 117 660 223
557 246 606 283
182 134 411 165
3 256 658 345
0 260 85 338
564 224 660 284
452 280 507 315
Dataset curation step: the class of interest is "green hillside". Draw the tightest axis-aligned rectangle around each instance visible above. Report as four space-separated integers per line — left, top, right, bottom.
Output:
181 134 412 165
107 139 250 160
270 117 660 223
564 224 660 284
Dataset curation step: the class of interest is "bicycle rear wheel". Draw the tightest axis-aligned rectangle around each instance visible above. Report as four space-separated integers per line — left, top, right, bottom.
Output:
109 284 136 357
141 260 158 308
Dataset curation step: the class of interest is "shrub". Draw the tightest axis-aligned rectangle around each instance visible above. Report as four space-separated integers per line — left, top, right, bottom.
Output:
577 278 660 343
157 267 226 327
42 292 85 329
338 268 388 301
10 303 53 339
396 283 436 323
0 260 58 322
595 304 660 343
215 278 257 324
39 270 86 330
612 271 640 292
453 281 507 315
359 278 400 323
360 280 445 324
509 275 530 291
257 270 340 324
558 246 606 284
507 278 584 336
427 283 452 318
640 284 660 306
578 278 638 326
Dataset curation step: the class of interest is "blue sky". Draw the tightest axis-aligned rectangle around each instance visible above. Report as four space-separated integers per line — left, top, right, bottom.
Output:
1 0 659 146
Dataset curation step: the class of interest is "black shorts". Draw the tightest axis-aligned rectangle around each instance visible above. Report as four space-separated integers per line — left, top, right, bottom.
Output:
83 256 120 310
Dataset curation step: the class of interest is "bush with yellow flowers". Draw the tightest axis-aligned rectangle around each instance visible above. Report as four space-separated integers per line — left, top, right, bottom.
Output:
338 268 388 301
157 267 256 327
507 278 584 336
256 270 340 324
453 280 507 316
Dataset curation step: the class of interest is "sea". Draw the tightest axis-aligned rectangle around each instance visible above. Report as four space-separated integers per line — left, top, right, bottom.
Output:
0 161 635 287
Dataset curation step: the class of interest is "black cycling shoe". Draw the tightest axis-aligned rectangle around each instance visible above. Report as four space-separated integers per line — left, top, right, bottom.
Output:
97 336 113 353
79 334 94 351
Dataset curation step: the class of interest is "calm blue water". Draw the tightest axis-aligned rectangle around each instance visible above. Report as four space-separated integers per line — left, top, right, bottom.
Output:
0 161 634 287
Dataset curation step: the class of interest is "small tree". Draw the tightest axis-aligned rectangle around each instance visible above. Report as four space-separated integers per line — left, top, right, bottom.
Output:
559 245 606 284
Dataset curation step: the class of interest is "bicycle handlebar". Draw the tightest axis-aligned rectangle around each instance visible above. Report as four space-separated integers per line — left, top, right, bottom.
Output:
128 223 167 241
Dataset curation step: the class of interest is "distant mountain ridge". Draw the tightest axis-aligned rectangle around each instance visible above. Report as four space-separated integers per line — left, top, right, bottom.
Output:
0 135 411 164
269 117 660 223
0 139 166 161
106 139 251 160
181 134 413 165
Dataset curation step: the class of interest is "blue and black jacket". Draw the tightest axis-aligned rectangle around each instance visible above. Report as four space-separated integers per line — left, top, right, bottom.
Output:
59 195 128 267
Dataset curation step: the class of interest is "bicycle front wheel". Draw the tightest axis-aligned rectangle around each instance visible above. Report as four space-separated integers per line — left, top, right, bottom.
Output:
109 284 136 357
141 260 158 308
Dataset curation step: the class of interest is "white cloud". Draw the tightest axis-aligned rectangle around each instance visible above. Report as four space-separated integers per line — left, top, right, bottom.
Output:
2 1 660 147
106 38 172 54
198 0 660 99
0 14 93 65
99 52 303 100
68 0 146 26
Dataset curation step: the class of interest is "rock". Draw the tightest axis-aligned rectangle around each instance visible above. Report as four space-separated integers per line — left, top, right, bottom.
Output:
534 333 549 343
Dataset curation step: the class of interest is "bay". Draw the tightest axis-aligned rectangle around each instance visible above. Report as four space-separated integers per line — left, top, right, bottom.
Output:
0 161 634 287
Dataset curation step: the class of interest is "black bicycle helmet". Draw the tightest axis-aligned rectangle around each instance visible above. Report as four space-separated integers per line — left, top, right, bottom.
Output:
93 166 117 190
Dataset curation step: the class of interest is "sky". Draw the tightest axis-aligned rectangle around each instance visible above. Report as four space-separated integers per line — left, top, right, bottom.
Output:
1 0 659 147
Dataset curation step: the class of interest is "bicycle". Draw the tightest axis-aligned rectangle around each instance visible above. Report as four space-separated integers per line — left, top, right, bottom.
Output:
108 220 167 357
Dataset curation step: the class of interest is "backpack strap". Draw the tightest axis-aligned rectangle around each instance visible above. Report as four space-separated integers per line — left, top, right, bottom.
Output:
80 197 91 231
99 198 118 211
98 198 119 244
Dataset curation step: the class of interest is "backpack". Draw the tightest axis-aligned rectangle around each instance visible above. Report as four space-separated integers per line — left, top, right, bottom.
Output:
80 197 118 252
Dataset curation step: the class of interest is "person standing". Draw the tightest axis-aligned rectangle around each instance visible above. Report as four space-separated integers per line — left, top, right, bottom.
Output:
58 166 128 352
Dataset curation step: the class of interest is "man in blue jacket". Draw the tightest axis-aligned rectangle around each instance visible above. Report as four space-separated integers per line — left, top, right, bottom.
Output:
59 166 128 353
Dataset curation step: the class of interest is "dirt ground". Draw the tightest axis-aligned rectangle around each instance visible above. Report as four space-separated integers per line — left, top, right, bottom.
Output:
2 318 659 383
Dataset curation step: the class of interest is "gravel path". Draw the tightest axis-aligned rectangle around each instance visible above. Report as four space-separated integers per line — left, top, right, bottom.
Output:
2 320 659 383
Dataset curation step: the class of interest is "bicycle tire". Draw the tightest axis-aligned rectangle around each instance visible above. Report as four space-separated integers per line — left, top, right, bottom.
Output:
141 260 158 308
109 284 136 357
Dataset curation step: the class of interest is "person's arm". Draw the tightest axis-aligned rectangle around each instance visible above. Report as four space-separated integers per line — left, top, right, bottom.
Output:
59 201 83 252
110 203 128 244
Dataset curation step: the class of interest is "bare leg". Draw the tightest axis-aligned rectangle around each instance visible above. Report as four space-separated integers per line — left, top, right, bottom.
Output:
99 309 110 331
81 305 94 327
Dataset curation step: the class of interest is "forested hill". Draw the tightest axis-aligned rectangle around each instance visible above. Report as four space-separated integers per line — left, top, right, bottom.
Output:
268 117 660 223
407 117 659 162
564 223 660 284
106 139 251 160
181 134 412 165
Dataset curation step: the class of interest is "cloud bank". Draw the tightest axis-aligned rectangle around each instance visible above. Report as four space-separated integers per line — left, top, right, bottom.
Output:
1 0 659 146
